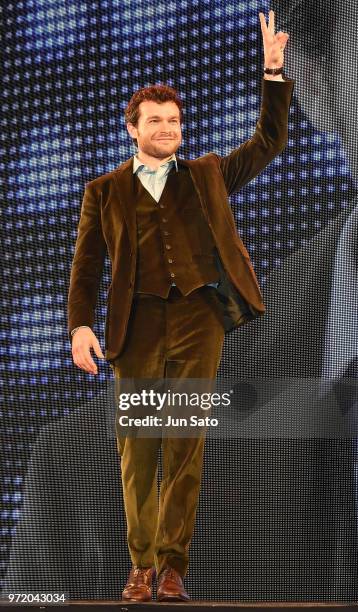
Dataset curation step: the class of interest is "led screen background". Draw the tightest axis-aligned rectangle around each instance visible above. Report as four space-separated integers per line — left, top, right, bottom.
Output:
1 0 358 602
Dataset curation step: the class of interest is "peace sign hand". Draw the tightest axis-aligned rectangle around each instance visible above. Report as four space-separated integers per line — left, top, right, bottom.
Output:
259 9 289 69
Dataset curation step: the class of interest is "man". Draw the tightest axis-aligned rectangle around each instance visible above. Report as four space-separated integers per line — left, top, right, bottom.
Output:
67 10 294 602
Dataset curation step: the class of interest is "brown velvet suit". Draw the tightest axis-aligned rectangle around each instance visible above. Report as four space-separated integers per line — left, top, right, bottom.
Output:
67 76 295 580
67 77 295 364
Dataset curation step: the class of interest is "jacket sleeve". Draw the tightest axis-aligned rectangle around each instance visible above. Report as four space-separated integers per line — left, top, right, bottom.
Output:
215 76 295 196
67 182 107 345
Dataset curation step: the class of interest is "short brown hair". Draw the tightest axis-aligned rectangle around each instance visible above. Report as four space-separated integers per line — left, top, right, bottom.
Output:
124 83 184 148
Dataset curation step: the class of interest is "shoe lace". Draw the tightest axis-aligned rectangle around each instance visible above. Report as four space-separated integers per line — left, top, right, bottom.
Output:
164 567 180 581
131 566 153 585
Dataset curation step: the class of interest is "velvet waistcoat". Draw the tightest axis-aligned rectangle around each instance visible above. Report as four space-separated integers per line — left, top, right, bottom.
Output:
133 165 220 298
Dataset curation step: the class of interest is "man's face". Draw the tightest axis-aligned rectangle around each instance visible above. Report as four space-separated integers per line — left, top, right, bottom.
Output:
127 100 182 158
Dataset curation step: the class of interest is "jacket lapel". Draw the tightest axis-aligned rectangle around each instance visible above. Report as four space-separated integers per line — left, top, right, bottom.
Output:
112 157 137 253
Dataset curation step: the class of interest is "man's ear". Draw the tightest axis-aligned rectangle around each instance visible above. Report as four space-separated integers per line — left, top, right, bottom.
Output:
126 122 137 139
289 50 339 134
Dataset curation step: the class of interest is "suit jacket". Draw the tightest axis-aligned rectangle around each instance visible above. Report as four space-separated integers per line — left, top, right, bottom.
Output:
67 77 295 362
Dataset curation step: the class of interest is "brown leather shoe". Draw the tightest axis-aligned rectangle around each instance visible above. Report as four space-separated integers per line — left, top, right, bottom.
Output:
157 566 190 602
122 565 156 602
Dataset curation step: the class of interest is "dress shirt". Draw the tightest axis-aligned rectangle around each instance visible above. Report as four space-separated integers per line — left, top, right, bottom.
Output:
133 151 178 202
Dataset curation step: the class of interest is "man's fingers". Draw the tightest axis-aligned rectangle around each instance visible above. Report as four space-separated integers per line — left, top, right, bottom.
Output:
259 12 268 39
277 31 289 42
81 350 98 374
93 339 105 359
259 10 276 41
276 32 289 50
268 9 275 36
75 345 98 374
72 330 103 374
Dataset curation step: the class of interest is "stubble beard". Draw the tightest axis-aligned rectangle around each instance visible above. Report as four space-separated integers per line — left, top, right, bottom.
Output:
141 138 179 160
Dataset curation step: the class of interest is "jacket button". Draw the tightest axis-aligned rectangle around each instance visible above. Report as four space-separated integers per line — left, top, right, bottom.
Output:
165 244 172 250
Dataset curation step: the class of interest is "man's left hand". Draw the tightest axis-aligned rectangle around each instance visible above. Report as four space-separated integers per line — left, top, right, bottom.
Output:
259 9 289 69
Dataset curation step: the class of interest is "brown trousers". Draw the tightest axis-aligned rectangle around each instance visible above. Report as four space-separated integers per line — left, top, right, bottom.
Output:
110 285 225 577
